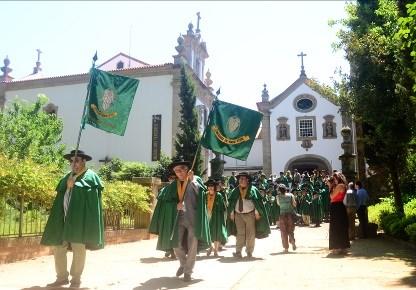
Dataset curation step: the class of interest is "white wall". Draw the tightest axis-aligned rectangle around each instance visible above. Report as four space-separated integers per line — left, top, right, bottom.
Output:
5 74 174 165
223 138 263 173
269 83 343 174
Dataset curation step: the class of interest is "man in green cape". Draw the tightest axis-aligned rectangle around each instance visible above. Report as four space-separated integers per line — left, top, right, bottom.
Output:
227 172 270 259
148 160 211 282
41 150 104 288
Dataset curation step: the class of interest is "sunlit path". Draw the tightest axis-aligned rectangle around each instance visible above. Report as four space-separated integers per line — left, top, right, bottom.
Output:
0 223 414 290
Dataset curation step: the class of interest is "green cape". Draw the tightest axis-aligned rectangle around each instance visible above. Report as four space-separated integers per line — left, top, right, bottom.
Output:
41 169 105 250
207 192 228 245
148 176 211 251
227 185 271 239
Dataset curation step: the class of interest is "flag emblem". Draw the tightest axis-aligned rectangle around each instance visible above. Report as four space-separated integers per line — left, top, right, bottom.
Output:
201 99 263 160
84 68 140 136
102 89 116 111
227 116 240 134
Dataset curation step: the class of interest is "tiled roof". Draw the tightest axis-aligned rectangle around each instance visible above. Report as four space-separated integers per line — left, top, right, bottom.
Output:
6 63 173 84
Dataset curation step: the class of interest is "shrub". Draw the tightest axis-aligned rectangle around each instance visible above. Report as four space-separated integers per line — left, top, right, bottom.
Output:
102 181 152 213
0 154 61 207
404 198 416 217
368 198 395 224
405 223 416 242
98 158 123 181
151 154 172 182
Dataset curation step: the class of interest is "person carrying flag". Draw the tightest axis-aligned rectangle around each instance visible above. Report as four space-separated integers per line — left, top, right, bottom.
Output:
148 159 210 282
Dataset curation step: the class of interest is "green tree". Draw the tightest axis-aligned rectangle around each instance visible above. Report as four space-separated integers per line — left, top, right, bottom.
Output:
334 0 416 214
396 2 416 94
174 65 202 175
0 95 66 169
152 153 172 182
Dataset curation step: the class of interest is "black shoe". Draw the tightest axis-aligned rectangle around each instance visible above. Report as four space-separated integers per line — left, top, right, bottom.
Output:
69 281 81 288
184 273 192 282
246 252 253 258
176 266 184 277
46 279 69 287
232 252 242 258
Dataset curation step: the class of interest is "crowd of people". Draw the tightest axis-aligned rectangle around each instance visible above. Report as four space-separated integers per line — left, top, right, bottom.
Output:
40 150 370 287
149 162 370 282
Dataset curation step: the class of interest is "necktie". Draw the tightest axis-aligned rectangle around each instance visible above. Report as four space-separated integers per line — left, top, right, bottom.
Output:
238 195 243 212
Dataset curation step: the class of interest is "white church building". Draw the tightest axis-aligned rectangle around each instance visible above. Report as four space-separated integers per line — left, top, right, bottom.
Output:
1 15 351 177
223 59 348 176
0 21 216 172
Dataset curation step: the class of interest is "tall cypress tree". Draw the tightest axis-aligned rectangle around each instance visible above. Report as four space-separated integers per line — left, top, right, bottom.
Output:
174 65 202 175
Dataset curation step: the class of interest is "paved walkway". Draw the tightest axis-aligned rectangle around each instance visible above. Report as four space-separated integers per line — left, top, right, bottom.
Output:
0 223 415 290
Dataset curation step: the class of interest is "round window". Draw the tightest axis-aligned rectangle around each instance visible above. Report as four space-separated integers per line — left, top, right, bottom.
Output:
296 98 313 110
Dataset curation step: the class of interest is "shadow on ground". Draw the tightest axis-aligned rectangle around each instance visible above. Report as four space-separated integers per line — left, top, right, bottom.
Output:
322 235 416 288
349 235 416 288
132 276 202 290
217 256 264 263
140 257 176 264
21 287 89 290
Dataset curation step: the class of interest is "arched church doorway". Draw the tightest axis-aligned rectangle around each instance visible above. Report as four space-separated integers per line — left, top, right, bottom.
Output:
284 154 332 174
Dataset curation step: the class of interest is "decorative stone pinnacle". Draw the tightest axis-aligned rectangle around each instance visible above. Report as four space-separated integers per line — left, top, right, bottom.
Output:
187 22 194 35
261 83 269 102
196 12 201 34
1 55 12 78
204 69 213 89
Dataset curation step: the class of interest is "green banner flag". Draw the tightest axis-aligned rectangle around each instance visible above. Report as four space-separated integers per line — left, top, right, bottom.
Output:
201 100 263 160
84 68 139 136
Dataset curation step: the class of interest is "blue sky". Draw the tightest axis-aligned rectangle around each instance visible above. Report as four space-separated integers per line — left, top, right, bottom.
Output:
1 1 350 109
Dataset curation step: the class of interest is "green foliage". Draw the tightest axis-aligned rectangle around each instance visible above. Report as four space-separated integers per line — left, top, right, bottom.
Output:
174 65 202 175
396 2 416 94
404 198 416 216
98 159 152 181
0 154 61 207
305 78 339 105
152 153 172 182
368 197 395 224
0 95 66 169
368 197 416 242
98 154 173 182
98 158 123 180
405 223 416 242
333 0 416 214
102 181 152 213
401 143 416 195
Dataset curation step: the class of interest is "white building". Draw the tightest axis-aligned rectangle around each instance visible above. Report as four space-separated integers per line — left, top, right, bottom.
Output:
0 21 215 171
224 60 346 176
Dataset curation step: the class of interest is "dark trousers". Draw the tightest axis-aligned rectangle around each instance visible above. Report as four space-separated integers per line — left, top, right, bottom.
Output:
279 213 295 250
357 205 368 238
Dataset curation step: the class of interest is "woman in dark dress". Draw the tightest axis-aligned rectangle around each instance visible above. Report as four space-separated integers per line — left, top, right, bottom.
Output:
328 172 350 254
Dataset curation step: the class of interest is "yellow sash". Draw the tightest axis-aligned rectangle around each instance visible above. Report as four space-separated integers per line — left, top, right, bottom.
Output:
207 193 216 215
177 179 189 202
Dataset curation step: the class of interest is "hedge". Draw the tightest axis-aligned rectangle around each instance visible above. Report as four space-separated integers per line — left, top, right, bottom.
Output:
368 197 416 243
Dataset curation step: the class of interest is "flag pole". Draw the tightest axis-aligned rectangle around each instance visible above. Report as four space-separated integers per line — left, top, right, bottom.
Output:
191 87 220 171
73 52 98 157
170 88 220 241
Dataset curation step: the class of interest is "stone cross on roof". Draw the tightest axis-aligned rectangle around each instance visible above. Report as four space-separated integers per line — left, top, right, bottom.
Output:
297 51 307 78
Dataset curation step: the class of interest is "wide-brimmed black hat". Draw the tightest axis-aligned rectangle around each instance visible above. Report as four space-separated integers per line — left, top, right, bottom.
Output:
63 149 92 161
236 171 250 180
205 179 218 187
168 159 191 171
